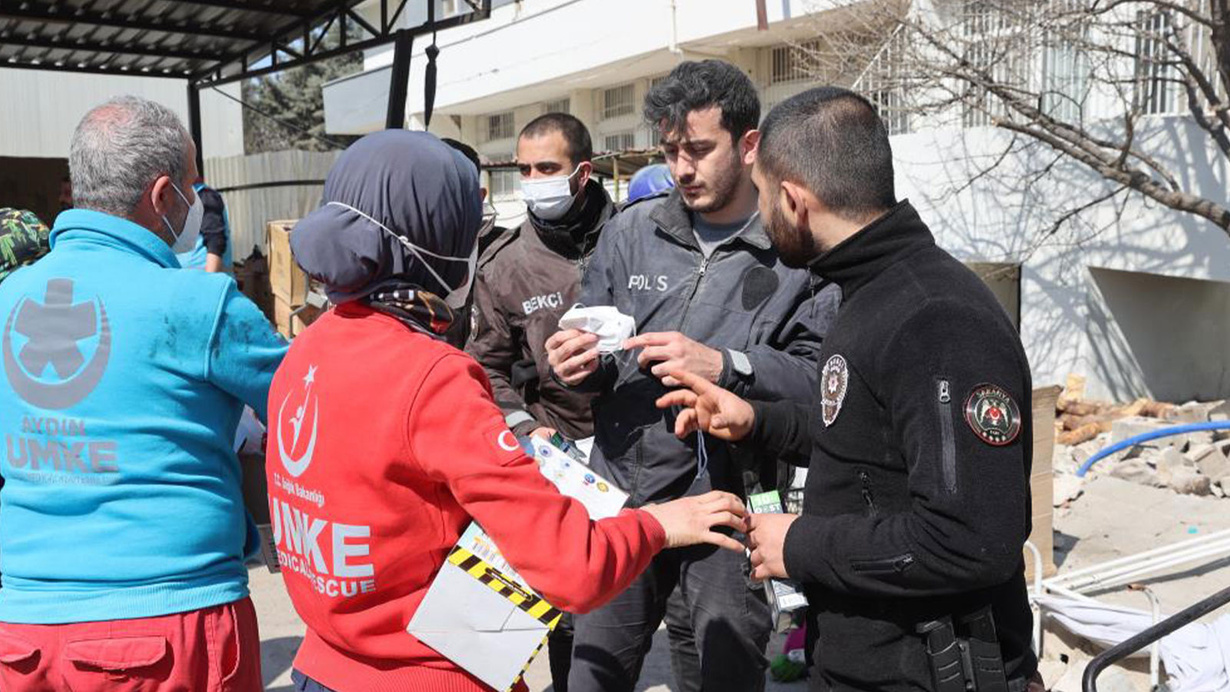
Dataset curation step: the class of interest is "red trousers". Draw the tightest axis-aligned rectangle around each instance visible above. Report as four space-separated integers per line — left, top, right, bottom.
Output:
0 597 261 692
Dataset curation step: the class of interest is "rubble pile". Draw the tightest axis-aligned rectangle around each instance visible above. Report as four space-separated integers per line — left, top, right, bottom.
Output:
1052 388 1230 498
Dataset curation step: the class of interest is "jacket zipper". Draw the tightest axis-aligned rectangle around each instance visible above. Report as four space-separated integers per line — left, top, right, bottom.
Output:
675 252 712 332
858 470 878 517
937 378 957 494
851 553 916 575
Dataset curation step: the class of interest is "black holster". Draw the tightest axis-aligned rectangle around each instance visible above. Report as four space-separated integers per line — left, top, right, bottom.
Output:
918 605 1009 692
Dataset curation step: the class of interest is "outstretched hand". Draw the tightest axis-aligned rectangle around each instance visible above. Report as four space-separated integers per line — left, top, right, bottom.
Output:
640 491 748 552
655 370 755 442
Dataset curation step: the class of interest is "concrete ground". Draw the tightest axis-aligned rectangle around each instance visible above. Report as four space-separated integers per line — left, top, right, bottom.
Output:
251 565 806 691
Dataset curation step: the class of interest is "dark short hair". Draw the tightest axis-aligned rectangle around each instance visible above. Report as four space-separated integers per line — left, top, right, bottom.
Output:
519 113 593 166
758 86 896 220
644 60 760 142
441 138 481 173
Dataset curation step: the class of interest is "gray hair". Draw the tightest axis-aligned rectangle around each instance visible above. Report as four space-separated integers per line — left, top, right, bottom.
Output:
69 95 192 218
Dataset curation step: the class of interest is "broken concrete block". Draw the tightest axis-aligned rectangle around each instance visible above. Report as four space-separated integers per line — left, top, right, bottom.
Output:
1171 400 1229 424
1108 457 1160 486
1186 430 1217 449
1171 400 1223 423
1168 466 1213 496
1191 444 1230 480
1157 447 1196 482
1071 439 1105 466
1053 474 1085 506
1111 416 1182 449
1210 401 1230 421
1156 447 1195 474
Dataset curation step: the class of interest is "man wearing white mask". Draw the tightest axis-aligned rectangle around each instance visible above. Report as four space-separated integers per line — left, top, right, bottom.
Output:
465 112 614 691
468 113 612 444
0 95 287 690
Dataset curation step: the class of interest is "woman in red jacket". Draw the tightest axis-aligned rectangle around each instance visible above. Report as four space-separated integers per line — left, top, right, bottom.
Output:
267 130 746 692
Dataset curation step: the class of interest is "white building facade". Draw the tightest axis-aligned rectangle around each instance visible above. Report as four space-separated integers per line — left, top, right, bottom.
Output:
324 0 1230 404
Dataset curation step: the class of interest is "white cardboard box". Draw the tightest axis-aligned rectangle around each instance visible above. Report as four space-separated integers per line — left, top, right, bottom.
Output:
408 439 628 691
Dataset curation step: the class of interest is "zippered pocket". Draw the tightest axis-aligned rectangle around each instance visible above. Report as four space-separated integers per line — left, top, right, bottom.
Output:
851 553 916 575
936 378 957 494
858 470 878 517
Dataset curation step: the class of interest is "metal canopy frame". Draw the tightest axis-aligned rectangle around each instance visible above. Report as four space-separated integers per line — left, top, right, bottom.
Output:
0 0 492 165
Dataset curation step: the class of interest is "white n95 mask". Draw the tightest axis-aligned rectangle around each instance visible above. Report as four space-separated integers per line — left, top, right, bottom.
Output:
327 201 478 310
521 165 581 221
558 305 637 353
162 183 203 254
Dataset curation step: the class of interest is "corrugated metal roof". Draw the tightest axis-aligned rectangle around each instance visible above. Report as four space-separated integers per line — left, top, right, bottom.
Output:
0 0 366 79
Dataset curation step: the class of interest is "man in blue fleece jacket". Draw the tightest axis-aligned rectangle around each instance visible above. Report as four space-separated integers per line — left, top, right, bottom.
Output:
0 95 287 691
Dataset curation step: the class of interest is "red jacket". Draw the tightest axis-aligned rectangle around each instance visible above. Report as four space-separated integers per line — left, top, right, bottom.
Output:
265 303 665 692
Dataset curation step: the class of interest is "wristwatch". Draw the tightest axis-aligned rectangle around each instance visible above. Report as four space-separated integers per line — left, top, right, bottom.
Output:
727 349 754 379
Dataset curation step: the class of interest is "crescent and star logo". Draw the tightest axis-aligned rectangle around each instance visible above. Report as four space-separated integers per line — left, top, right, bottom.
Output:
497 430 520 453
277 364 320 477
964 383 1022 446
3 279 111 410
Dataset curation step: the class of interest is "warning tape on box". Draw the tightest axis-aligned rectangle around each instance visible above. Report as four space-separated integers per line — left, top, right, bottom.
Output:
447 545 563 628
446 545 562 692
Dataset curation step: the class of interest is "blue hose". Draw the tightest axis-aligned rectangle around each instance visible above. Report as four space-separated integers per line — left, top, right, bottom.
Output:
1075 420 1230 477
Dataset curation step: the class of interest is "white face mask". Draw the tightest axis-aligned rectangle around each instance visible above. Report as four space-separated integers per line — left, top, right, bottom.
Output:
521 165 582 221
162 183 203 254
327 201 478 310
557 305 637 353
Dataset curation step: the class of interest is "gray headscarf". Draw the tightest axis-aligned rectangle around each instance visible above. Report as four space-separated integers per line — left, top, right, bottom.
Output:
291 129 482 305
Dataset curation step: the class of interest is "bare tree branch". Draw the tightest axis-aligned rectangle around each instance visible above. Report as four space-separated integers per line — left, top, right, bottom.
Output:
997 118 1230 228
1087 0 1215 29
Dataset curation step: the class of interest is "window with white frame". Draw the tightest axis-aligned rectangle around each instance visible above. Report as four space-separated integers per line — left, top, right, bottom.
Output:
957 1 1030 129
1135 9 1178 115
602 84 636 120
1043 37 1089 123
961 0 1005 37
603 131 636 152
485 112 515 142
543 97 571 115
854 27 911 136
488 169 520 200
770 40 821 85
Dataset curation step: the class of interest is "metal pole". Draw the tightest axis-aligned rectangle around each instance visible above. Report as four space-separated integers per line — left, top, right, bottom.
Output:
385 29 413 129
1083 585 1230 692
187 81 204 174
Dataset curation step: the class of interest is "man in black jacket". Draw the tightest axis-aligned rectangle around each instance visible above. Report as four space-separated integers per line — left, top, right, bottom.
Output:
548 60 839 692
659 87 1041 692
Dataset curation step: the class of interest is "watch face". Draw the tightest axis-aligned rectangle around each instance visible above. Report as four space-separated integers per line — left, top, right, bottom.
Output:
730 351 752 376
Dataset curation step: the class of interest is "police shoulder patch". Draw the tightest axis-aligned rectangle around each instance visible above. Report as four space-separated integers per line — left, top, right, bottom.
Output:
964 384 1022 446
820 354 849 427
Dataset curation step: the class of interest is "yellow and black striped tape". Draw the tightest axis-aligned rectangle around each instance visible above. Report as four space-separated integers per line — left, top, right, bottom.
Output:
447 546 564 628
507 630 553 692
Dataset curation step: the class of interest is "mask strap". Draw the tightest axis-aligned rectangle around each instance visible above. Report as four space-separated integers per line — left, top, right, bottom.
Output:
326 201 469 294
161 182 192 243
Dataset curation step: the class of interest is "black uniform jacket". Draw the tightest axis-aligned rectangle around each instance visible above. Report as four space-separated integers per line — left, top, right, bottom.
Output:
749 201 1038 690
